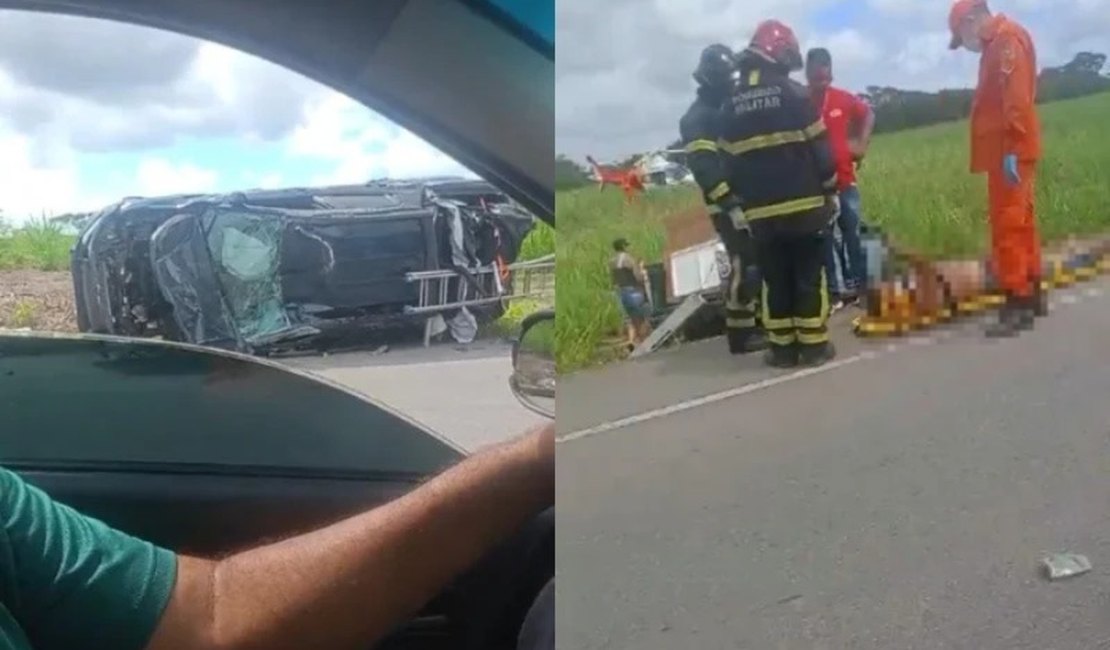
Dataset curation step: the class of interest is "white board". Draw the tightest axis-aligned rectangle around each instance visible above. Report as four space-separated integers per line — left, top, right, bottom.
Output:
669 240 725 298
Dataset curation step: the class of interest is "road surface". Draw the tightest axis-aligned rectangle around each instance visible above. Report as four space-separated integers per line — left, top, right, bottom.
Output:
558 277 1110 649
283 338 544 451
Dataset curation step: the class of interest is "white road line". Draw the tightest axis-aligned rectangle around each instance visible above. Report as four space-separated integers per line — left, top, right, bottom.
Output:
558 279 1110 445
558 351 878 443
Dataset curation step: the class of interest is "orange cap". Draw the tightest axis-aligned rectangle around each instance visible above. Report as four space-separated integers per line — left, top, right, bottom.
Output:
948 0 987 50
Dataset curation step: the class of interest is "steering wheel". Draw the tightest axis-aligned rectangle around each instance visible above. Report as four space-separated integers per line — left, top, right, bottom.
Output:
516 577 554 650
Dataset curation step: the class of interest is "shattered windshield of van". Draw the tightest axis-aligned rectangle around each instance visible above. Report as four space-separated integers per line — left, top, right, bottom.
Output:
203 209 292 343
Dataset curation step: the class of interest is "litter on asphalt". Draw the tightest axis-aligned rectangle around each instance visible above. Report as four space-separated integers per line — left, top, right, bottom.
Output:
1041 553 1092 581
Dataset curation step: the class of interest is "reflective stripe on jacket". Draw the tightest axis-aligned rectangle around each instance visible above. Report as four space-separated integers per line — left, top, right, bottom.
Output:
718 58 837 237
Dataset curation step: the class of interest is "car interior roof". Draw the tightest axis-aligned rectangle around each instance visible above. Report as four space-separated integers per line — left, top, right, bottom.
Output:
1 0 554 223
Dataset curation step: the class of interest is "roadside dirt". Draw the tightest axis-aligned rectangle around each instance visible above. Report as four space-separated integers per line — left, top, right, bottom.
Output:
0 271 78 332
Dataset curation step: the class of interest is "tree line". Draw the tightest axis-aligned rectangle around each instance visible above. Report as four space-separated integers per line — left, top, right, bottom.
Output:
556 52 1110 190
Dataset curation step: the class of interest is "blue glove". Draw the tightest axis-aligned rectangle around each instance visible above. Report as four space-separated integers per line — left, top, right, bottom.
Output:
1003 154 1020 186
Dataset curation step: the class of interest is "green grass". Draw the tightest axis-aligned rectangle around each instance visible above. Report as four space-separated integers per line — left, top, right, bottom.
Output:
557 91 1110 372
0 218 76 272
519 316 555 357
489 220 557 337
520 220 555 260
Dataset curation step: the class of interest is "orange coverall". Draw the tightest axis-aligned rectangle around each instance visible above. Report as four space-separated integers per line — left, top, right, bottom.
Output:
970 14 1042 299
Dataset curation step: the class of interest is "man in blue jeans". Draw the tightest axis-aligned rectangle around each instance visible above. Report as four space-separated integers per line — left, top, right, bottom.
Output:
806 48 876 309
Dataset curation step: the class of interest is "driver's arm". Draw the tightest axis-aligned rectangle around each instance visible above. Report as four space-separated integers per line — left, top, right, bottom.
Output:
0 424 552 650
148 424 554 650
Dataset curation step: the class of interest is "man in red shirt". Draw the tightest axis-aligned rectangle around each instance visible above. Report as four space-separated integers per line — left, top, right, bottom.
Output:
806 47 876 309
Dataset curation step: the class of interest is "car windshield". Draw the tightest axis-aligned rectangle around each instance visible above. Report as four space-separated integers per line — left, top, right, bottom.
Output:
478 0 553 50
0 8 554 473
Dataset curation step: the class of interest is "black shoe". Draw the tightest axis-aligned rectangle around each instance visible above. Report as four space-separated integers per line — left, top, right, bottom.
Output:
728 329 769 355
763 345 799 368
1018 305 1035 330
798 342 837 367
985 304 1033 338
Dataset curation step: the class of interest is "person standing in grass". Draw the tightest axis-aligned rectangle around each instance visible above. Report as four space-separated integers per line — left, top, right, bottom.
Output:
947 0 1046 337
610 237 652 348
806 47 875 312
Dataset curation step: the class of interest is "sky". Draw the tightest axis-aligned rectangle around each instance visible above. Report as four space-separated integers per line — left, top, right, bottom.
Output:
556 0 1110 162
0 10 475 224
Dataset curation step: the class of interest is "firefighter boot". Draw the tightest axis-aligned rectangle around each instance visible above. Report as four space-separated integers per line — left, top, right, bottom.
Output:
728 328 769 355
763 343 799 369
798 341 837 368
984 298 1034 338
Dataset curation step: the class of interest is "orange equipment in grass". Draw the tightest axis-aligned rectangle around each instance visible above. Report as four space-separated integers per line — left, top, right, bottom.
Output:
585 155 645 204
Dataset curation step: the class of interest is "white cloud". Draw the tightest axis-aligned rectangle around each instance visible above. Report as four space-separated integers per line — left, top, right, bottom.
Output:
821 29 882 68
255 172 285 189
134 158 219 197
867 0 947 21
557 0 1107 161
0 130 88 220
288 93 476 185
895 32 956 77
0 11 472 223
651 0 834 41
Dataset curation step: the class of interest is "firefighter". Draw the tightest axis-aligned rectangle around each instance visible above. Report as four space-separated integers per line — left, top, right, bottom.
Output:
679 43 767 354
948 0 1045 337
720 20 840 368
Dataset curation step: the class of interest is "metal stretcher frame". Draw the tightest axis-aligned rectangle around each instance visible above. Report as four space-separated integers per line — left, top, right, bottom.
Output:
404 255 555 346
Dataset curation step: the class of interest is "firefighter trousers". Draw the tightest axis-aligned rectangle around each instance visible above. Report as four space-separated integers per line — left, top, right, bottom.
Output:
711 211 762 352
755 230 830 351
987 162 1042 299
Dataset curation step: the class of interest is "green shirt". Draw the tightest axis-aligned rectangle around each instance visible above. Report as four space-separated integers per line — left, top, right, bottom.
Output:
0 467 177 649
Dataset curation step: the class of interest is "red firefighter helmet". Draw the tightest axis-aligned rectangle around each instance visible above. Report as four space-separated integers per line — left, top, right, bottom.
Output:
746 19 804 72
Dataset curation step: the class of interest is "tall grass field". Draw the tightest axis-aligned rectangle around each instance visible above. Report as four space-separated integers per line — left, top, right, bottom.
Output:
0 218 75 271
556 92 1110 372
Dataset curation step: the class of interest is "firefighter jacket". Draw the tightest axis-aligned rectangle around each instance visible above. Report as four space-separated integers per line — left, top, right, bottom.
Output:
719 60 838 237
679 86 736 215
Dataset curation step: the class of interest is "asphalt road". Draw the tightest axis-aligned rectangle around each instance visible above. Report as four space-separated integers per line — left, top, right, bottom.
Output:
283 339 544 451
557 277 1110 649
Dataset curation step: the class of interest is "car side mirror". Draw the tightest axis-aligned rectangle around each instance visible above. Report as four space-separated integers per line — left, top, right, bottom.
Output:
510 309 555 419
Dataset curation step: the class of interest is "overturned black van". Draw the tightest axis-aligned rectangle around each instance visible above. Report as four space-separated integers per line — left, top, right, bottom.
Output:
70 179 535 354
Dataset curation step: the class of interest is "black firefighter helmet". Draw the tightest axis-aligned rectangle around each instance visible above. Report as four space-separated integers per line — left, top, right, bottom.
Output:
693 43 736 91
